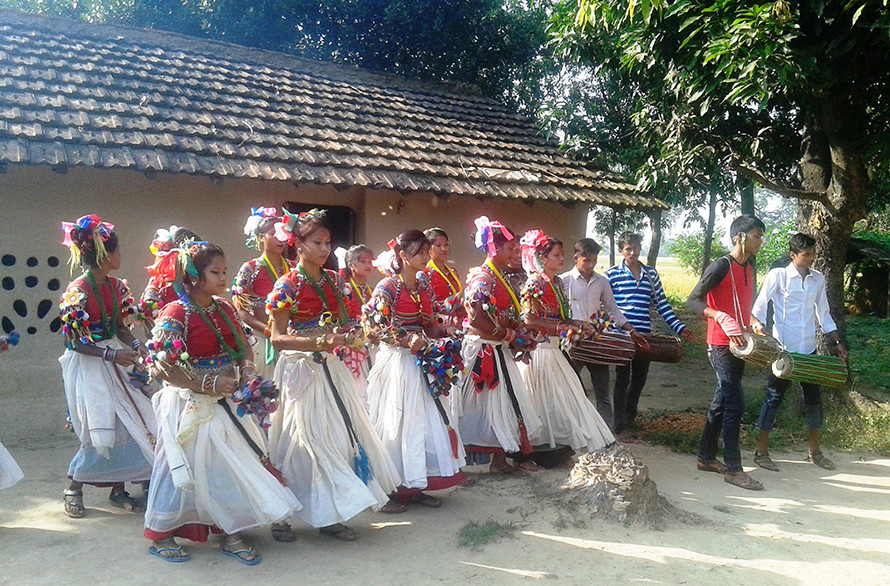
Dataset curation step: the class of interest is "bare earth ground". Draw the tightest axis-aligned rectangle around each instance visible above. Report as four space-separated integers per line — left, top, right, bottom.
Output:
2 359 890 584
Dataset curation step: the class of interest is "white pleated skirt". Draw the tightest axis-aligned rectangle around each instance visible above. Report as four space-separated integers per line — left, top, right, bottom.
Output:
59 340 155 484
456 336 543 451
0 440 23 489
270 351 400 528
144 385 300 536
520 338 615 452
366 345 466 490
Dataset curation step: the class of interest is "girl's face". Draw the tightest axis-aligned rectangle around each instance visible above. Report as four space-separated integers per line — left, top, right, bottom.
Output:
401 244 430 273
350 252 375 281
430 236 450 263
261 227 286 256
542 244 565 274
103 246 122 271
299 227 331 267
198 254 228 297
493 239 518 265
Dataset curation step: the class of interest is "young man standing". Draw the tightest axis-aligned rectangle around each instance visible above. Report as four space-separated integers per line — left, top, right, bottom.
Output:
687 216 765 491
561 238 648 427
750 233 848 472
606 232 698 439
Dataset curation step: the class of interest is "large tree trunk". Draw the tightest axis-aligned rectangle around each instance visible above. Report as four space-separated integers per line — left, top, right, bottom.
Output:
740 178 755 216
647 209 662 268
701 187 717 275
797 96 872 344
609 207 617 267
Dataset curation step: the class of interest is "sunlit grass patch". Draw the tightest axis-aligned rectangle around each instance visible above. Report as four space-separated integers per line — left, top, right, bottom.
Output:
458 519 517 548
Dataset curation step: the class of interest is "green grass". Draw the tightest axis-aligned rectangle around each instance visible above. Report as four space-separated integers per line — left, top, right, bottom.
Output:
457 519 517 548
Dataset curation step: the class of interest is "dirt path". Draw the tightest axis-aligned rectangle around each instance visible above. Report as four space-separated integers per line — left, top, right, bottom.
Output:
2 435 888 585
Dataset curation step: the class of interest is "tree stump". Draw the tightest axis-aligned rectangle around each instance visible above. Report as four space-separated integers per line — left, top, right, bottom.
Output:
565 443 694 527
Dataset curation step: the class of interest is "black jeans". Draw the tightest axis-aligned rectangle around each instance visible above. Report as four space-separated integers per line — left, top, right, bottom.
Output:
758 369 822 431
613 357 652 434
698 345 746 473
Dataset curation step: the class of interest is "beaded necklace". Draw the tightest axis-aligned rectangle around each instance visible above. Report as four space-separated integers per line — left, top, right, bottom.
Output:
85 270 120 339
350 278 369 305
262 252 288 284
428 261 463 296
484 259 520 313
190 299 247 361
397 274 423 308
298 265 347 324
547 278 570 320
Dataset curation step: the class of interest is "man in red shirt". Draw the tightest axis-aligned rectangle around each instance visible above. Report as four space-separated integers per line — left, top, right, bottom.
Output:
687 215 765 491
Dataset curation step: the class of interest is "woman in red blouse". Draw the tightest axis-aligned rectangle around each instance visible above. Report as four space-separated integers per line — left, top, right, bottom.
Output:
140 225 200 330
424 227 466 328
267 211 399 542
365 231 467 511
144 242 299 565
337 244 376 408
519 231 615 453
232 207 294 379
59 215 153 519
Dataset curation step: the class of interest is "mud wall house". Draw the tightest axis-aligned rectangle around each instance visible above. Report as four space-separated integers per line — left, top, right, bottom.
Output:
0 9 666 439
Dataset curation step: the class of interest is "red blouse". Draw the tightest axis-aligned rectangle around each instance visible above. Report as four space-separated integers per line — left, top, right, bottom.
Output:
154 298 244 360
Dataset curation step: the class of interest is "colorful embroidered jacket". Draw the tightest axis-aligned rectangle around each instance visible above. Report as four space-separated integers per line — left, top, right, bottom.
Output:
520 274 570 322
425 261 466 320
267 268 349 335
60 275 140 349
151 298 246 374
464 263 522 324
344 280 373 326
232 256 296 314
364 273 434 342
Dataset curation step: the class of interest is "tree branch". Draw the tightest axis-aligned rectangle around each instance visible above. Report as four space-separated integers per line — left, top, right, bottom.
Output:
729 159 832 207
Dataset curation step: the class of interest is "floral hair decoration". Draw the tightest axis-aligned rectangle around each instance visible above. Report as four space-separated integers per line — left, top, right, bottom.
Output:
149 225 182 256
520 229 549 280
243 207 279 249
372 239 399 276
61 214 115 271
473 216 513 256
273 208 326 246
167 241 210 303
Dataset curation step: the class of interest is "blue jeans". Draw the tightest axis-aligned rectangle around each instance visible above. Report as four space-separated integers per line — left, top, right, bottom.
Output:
758 369 822 431
613 357 651 434
698 345 746 473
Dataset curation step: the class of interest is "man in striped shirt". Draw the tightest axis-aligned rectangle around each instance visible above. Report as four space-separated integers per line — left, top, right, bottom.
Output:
606 232 698 438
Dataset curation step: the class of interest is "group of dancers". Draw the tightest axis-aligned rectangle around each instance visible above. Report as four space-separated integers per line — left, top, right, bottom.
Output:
34 209 628 565
0 210 848 565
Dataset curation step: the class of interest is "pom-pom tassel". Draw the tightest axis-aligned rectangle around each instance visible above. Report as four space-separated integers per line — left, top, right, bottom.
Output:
353 443 373 486
517 418 533 455
448 425 460 459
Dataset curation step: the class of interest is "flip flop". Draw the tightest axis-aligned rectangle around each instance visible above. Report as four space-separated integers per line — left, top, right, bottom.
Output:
148 545 191 563
410 494 442 508
221 545 262 565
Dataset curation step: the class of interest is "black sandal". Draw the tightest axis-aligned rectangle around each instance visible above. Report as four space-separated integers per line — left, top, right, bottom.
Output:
63 489 85 518
109 489 145 513
271 522 297 542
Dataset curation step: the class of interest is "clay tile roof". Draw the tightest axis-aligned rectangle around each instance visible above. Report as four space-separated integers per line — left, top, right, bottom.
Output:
0 9 667 210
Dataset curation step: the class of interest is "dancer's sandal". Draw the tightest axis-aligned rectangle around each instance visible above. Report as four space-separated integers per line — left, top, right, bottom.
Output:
220 538 262 565
271 522 297 542
379 499 408 514
63 489 85 518
516 460 545 473
109 489 145 513
149 540 191 563
319 523 358 541
409 494 442 508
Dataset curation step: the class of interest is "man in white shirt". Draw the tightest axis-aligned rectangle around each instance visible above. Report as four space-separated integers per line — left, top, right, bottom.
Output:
750 233 848 471
560 238 646 428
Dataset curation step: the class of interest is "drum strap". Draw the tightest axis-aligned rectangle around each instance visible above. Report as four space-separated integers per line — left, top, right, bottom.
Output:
420 364 461 459
217 398 287 486
318 353 372 485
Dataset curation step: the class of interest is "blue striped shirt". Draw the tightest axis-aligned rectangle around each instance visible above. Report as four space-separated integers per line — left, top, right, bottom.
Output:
605 261 686 335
